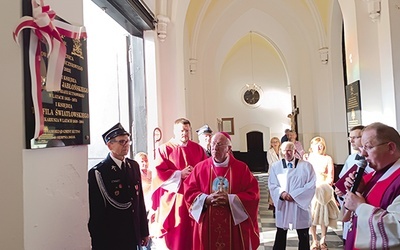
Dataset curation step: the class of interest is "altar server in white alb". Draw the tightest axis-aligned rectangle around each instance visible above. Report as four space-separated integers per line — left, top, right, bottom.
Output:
268 141 316 250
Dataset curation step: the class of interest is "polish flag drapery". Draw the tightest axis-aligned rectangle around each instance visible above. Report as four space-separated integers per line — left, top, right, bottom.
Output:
13 0 87 139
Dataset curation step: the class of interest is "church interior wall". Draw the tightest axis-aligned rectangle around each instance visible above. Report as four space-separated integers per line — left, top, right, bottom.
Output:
143 31 160 157
2 0 400 248
388 0 400 128
0 0 90 248
339 0 400 129
151 0 191 142
23 146 90 249
1 1 24 249
190 7 304 150
218 35 290 151
183 1 347 160
377 0 400 128
24 1 89 249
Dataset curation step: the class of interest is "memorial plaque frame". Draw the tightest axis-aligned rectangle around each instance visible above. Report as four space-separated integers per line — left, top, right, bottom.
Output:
345 80 362 132
22 2 90 149
221 118 235 135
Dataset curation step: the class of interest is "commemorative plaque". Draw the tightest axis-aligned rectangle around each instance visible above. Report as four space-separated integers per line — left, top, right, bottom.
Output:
345 80 362 132
19 2 90 149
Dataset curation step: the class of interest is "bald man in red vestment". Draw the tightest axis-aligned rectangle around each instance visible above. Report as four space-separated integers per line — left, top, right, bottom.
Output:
184 132 260 250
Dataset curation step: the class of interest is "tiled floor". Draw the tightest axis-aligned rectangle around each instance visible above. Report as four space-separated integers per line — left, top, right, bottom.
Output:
255 173 344 250
151 173 344 249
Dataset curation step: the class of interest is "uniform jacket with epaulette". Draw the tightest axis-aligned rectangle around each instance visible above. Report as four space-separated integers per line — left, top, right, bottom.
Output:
88 153 149 250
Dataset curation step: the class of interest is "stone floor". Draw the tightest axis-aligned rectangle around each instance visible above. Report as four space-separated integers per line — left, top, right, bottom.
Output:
150 173 345 249
255 173 344 250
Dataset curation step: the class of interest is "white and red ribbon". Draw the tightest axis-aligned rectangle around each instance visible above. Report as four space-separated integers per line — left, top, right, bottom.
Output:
13 0 87 139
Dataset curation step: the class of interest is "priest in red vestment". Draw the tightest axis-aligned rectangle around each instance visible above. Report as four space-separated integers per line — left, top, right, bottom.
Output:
344 122 400 249
149 118 207 250
184 132 260 250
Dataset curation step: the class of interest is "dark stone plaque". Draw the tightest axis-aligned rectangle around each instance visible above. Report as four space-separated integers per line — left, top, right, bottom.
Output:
22 2 90 149
345 80 362 132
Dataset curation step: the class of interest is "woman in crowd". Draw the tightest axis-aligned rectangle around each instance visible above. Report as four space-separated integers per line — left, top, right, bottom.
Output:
134 152 152 211
267 137 281 169
288 130 305 159
266 137 281 216
304 137 339 250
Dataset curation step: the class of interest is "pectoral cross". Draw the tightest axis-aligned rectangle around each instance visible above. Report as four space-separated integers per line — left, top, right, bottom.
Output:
218 178 225 192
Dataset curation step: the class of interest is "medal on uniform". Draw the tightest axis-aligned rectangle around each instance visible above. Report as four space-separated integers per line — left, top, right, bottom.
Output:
115 190 119 196
119 184 123 188
135 185 139 195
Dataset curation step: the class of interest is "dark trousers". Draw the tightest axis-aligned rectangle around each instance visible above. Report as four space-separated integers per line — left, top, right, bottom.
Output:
272 227 310 250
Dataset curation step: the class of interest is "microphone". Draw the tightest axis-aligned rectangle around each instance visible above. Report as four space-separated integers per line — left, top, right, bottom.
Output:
350 159 367 193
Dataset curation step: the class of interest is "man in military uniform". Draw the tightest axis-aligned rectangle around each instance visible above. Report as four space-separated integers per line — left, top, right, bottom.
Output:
88 123 149 250
196 124 213 157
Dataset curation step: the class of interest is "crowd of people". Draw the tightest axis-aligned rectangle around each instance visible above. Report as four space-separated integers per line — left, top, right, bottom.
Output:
87 120 400 250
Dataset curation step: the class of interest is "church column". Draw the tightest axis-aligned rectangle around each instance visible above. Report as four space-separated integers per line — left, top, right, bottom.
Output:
339 0 399 127
153 0 190 141
381 1 400 128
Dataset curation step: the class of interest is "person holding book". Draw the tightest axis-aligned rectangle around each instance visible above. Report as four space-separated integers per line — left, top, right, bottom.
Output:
334 125 373 246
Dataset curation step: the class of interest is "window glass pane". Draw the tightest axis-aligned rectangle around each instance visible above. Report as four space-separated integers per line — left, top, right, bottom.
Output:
84 0 130 168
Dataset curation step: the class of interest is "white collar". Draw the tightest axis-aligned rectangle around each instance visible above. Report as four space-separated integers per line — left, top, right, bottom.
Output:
213 155 230 167
171 138 188 147
110 154 125 169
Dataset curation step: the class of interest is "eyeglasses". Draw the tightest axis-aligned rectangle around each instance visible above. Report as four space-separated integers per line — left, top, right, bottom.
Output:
360 141 389 152
282 149 294 153
110 139 132 146
211 143 229 148
348 136 361 141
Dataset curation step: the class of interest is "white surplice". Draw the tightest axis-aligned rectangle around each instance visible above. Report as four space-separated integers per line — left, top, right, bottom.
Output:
268 159 316 230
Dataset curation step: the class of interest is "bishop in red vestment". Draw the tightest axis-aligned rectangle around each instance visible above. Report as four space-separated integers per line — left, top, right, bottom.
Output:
184 132 260 250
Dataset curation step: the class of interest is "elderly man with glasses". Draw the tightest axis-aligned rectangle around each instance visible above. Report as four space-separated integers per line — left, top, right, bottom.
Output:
184 132 260 250
344 122 400 250
269 141 316 250
88 123 149 250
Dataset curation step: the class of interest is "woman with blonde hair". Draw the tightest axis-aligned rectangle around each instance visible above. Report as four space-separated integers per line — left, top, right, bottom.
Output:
304 137 339 250
267 137 281 169
266 137 281 217
134 152 152 211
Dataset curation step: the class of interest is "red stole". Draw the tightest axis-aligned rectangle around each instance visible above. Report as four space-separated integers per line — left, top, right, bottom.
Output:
351 167 400 249
364 167 400 206
184 156 260 250
208 166 233 250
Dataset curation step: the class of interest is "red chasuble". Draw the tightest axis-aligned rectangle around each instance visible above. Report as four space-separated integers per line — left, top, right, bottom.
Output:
150 139 207 250
184 155 260 250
